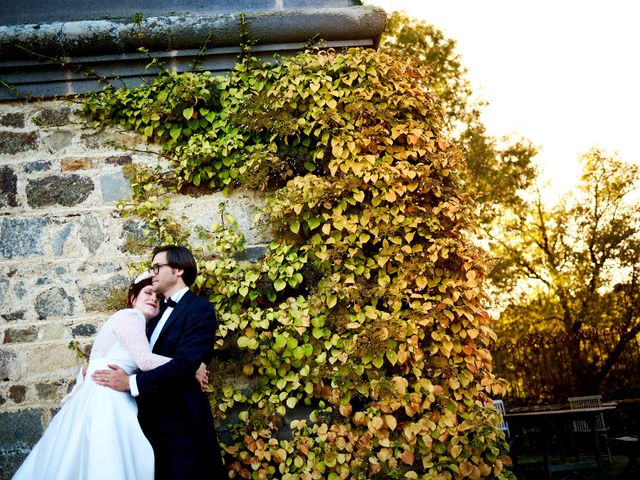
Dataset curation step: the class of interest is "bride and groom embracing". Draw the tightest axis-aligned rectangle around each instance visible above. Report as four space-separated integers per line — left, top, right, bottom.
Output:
13 245 226 480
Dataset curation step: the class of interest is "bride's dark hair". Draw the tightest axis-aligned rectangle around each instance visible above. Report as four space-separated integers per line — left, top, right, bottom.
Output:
127 276 154 307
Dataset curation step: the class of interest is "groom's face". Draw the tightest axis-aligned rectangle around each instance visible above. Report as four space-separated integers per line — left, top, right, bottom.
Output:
151 251 179 295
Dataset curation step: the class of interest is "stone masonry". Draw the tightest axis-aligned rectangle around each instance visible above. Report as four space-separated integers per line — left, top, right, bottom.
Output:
0 99 265 478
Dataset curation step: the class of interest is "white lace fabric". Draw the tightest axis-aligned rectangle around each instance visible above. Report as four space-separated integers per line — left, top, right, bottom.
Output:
90 308 170 372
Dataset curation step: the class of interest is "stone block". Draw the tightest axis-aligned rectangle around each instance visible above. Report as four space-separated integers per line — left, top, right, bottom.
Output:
3 326 38 344
23 160 51 173
120 219 150 253
80 130 145 150
79 216 104 254
0 112 25 128
32 106 71 127
36 381 67 401
0 348 17 380
77 261 124 275
61 157 94 171
0 409 43 479
0 166 18 207
0 131 39 155
26 174 94 207
71 323 96 337
13 282 26 300
40 323 67 341
168 191 268 246
1 453 28 480
105 154 133 165
80 273 129 312
0 408 43 449
79 131 104 149
0 453 28 480
8 385 26 403
1 311 24 322
235 245 267 262
34 287 75 319
26 344 78 377
0 217 50 259
100 170 132 202
43 130 74 152
51 224 72 256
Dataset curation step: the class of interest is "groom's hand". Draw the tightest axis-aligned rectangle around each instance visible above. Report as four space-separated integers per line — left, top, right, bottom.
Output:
91 364 130 392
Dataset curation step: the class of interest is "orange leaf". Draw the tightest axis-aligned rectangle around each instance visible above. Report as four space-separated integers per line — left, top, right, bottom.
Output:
401 450 414 465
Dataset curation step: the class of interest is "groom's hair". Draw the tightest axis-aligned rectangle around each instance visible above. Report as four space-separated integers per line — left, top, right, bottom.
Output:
153 245 198 286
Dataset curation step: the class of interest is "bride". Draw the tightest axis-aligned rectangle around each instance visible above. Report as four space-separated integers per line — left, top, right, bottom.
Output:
12 272 207 480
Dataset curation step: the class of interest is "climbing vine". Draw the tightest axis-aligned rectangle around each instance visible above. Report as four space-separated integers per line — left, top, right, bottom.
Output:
85 47 512 479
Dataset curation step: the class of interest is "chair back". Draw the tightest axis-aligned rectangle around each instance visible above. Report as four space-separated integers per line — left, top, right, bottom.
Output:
492 399 510 438
568 395 607 432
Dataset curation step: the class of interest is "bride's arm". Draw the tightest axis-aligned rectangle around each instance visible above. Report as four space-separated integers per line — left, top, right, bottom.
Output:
112 311 208 389
112 311 171 371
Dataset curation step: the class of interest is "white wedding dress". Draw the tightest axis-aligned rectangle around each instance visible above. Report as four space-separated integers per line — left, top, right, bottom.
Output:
13 308 170 480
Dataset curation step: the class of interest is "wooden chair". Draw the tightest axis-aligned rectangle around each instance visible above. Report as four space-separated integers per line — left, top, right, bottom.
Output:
568 395 612 462
492 399 510 439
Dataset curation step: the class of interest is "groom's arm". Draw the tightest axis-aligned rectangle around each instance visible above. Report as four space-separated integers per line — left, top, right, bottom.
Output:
136 298 217 396
92 298 216 393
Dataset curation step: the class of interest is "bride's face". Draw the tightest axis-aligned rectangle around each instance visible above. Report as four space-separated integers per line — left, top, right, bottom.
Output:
133 285 160 320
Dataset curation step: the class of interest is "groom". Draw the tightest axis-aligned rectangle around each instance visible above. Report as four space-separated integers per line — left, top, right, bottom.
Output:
93 245 224 479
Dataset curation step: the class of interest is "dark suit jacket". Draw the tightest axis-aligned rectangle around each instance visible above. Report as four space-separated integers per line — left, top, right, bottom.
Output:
136 290 224 475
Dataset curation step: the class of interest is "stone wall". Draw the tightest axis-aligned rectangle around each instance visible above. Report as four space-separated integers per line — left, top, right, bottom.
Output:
0 99 264 478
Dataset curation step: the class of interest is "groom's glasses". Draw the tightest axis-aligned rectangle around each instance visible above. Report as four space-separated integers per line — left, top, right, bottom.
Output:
151 263 171 274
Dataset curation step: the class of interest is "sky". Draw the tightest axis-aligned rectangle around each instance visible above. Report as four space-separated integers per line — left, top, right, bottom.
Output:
367 0 640 197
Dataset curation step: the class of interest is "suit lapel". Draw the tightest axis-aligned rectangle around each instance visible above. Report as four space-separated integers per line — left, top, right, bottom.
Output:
147 299 171 340
154 290 192 345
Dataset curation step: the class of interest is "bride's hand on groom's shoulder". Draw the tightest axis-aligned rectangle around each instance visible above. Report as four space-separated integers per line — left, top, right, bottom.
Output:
92 365 130 392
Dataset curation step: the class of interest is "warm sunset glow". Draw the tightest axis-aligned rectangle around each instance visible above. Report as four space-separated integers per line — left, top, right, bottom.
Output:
368 0 640 199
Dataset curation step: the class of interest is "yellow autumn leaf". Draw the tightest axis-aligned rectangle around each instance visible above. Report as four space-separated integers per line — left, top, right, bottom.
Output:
451 444 462 459
370 416 384 431
385 190 397 202
385 414 397 430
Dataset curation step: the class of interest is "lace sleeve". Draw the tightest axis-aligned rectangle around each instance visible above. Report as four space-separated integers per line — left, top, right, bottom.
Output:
112 309 171 371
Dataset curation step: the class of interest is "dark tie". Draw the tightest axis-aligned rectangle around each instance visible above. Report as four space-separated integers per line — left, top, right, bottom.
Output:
147 298 177 339
164 298 177 308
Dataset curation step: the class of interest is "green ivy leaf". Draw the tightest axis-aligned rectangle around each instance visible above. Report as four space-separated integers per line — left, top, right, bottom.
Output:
307 217 322 230
326 294 337 308
372 355 384 368
169 125 182 139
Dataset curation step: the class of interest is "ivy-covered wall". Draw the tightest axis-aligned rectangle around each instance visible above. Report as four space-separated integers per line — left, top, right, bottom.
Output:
0 41 511 479
83 46 512 479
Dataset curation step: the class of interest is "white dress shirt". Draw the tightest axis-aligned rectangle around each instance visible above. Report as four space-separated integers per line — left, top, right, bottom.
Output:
129 287 189 397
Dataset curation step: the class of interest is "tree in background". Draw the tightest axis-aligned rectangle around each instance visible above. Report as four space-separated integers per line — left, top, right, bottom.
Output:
490 149 640 391
378 11 538 224
376 8 640 397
